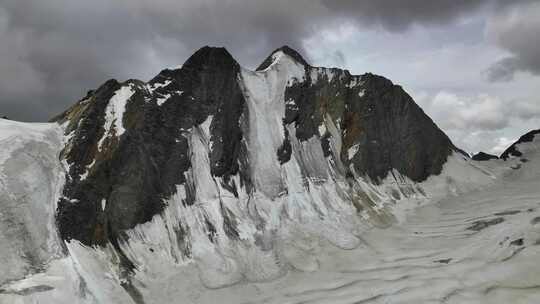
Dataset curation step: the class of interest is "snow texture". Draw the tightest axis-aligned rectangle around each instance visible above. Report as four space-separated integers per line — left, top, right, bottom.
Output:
0 119 66 287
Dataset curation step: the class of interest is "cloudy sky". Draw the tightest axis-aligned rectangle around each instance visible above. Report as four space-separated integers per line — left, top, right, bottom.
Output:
1 0 539 154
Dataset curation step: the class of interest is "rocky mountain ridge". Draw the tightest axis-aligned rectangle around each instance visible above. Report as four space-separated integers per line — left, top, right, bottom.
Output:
52 45 461 249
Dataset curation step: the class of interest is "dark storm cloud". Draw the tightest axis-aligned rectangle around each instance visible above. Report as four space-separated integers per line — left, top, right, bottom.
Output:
0 0 326 120
320 0 487 30
485 1 540 82
0 0 534 121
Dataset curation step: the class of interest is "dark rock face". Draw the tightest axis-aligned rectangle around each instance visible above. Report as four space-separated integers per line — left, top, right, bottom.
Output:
53 46 248 246
472 152 499 161
343 74 456 182
500 129 540 160
284 68 457 183
51 45 461 250
467 217 505 232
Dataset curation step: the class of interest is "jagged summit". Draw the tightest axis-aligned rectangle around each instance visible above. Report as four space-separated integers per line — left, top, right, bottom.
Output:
152 44 307 76
256 45 310 70
182 46 239 71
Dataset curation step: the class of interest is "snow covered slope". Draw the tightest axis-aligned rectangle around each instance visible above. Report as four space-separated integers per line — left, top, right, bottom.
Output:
172 137 540 304
0 119 65 286
1 46 539 303
3 120 539 304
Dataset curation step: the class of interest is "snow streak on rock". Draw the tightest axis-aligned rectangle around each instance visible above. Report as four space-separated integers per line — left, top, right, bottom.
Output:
97 85 135 150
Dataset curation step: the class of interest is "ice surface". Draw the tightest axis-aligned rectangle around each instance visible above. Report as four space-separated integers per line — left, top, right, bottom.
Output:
0 120 65 286
11 147 536 304
149 79 172 91
347 144 360 160
239 51 305 197
123 143 540 303
156 93 171 106
310 67 337 84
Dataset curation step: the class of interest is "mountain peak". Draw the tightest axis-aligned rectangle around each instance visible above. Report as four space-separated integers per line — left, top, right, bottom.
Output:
256 45 309 71
182 46 239 70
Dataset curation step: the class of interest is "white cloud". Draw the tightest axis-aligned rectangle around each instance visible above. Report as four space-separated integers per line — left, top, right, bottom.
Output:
485 1 540 81
491 137 515 154
413 90 540 154
0 8 45 98
304 22 540 154
423 92 508 131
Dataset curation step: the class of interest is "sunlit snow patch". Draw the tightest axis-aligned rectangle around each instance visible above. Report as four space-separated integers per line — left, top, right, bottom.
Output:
97 85 135 150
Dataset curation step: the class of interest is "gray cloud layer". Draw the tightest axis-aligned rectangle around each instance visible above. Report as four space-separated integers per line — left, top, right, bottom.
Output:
321 0 487 30
485 2 540 81
0 0 537 122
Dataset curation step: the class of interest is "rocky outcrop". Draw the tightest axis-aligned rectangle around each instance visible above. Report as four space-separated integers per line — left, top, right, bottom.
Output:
472 152 499 161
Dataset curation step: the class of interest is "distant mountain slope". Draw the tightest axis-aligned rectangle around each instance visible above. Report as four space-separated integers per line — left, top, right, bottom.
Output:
472 151 499 161
501 129 540 159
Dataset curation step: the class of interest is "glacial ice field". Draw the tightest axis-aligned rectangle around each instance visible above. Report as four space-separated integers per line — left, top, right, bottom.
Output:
1 118 540 303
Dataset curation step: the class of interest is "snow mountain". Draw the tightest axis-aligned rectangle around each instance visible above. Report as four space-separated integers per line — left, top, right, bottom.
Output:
2 46 540 303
